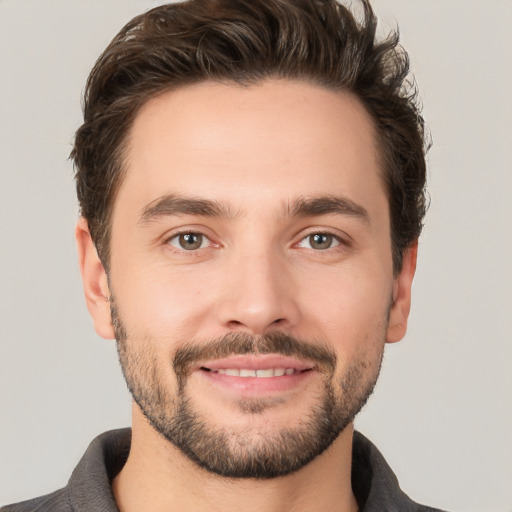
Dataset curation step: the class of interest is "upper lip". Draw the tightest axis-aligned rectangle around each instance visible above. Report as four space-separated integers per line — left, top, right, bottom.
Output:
198 354 315 372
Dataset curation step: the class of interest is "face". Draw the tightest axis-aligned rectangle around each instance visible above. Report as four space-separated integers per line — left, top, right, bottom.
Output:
78 80 416 478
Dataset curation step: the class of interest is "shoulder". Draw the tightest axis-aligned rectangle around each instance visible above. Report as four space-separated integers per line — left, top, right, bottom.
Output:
352 431 449 512
1 428 130 512
1 488 70 512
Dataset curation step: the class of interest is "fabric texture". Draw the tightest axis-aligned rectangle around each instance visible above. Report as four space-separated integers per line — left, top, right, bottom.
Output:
1 429 447 512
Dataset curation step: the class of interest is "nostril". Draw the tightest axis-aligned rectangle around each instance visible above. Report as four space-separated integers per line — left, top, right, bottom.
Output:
226 318 285 330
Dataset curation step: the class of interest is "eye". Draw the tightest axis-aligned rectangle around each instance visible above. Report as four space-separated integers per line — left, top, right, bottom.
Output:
168 232 210 251
297 233 341 251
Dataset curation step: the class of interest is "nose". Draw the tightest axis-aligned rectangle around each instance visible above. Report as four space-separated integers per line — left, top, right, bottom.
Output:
215 248 301 335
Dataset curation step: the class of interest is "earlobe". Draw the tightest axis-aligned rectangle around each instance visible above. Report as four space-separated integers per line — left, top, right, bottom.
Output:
386 242 418 344
75 218 115 340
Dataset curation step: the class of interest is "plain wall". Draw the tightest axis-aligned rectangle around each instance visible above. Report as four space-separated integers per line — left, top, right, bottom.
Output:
0 1 511 510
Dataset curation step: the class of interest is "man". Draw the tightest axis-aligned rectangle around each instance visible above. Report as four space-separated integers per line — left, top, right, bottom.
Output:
1 0 446 510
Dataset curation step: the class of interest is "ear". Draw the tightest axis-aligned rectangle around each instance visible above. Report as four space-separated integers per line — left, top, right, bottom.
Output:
386 242 418 344
75 218 115 339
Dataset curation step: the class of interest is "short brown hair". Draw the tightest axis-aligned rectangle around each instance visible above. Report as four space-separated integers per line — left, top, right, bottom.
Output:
72 0 428 272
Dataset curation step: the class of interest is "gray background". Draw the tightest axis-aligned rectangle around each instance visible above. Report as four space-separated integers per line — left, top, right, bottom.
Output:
0 1 511 510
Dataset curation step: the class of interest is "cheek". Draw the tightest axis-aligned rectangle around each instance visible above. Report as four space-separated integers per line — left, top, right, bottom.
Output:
111 260 218 341
298 263 392 332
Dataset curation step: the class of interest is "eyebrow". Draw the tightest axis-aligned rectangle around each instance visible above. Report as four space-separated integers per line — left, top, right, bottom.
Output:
286 195 370 223
138 193 369 225
139 194 238 224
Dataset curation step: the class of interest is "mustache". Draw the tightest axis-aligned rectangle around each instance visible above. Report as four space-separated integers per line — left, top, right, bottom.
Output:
173 331 337 377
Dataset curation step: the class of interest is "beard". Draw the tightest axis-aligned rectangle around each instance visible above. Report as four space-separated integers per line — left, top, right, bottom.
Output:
111 300 384 479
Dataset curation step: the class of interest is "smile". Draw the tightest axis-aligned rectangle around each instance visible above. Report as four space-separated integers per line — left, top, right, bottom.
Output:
202 368 304 377
196 355 316 394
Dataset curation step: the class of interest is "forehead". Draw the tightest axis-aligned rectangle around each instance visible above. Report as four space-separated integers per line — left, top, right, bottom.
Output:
116 79 385 219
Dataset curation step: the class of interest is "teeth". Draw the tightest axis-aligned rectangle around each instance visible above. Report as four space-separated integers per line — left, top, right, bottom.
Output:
213 368 296 377
256 369 274 378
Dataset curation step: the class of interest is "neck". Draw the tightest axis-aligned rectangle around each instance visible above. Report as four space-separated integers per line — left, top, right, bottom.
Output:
113 407 358 512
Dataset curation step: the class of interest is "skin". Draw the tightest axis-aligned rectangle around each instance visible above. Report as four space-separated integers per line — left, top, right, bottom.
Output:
76 80 417 512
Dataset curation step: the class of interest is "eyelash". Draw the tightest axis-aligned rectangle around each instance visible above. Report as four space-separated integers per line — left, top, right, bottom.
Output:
163 229 349 255
165 230 214 253
295 232 346 251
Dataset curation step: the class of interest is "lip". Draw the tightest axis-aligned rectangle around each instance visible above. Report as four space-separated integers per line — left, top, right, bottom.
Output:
195 354 316 394
197 354 315 372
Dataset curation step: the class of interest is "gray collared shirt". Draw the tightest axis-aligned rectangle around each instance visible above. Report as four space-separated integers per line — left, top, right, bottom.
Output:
1 429 447 511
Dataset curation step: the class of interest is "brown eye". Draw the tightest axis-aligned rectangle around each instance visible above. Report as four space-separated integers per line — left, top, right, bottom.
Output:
298 233 340 250
309 233 333 250
169 233 207 251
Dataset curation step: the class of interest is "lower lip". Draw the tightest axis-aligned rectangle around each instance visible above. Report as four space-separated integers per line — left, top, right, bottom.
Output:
198 369 314 394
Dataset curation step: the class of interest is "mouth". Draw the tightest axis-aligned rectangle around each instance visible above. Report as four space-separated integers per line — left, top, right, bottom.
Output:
202 367 307 377
195 355 316 394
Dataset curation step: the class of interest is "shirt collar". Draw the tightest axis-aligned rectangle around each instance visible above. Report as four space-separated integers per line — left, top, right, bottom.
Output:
65 428 437 512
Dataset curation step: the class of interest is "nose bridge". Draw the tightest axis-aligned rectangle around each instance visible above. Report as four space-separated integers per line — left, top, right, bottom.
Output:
216 239 300 334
